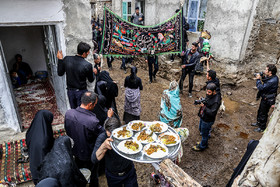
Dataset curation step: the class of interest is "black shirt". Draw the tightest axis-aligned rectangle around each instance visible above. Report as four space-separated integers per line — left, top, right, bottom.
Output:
65 107 104 161
124 76 143 90
91 132 133 173
198 94 221 122
57 55 94 90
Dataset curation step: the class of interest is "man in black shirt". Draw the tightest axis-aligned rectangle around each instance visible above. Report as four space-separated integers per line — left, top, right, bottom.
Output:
92 117 138 187
13 54 33 84
145 54 158 84
192 83 221 151
179 42 200 97
206 69 221 99
65 91 114 187
251 64 279 132
57 42 94 109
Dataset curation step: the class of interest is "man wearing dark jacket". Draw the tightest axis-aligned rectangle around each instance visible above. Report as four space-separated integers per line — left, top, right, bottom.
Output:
145 54 158 84
251 64 279 132
206 69 221 99
65 91 114 187
193 83 221 151
179 42 200 97
57 42 94 109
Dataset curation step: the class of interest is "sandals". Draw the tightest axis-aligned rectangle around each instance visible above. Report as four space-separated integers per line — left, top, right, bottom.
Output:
192 145 204 151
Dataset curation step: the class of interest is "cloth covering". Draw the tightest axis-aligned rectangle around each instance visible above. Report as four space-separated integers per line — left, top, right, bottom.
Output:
26 110 55 185
101 7 183 57
124 88 141 116
159 81 183 128
38 136 87 187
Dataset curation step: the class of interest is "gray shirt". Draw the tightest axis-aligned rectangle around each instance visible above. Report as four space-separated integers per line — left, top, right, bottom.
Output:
131 12 144 25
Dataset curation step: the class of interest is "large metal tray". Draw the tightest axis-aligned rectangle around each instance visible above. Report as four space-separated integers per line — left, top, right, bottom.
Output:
110 125 181 163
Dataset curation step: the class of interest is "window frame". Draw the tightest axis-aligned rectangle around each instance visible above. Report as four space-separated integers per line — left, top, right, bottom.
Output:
186 0 207 32
122 0 132 22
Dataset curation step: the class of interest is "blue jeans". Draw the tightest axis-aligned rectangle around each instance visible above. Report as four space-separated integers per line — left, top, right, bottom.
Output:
198 118 214 149
67 89 87 109
105 167 138 187
121 57 127 70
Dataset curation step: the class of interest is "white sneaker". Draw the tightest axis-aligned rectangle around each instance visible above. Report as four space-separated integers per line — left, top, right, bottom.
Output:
188 93 192 98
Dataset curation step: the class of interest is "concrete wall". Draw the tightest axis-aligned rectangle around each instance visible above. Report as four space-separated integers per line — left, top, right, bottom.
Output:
203 0 254 62
0 0 64 25
0 26 47 73
144 0 181 26
62 0 93 59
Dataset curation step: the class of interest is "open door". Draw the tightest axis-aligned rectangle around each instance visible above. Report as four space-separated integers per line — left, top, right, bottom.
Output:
0 41 22 132
43 25 68 114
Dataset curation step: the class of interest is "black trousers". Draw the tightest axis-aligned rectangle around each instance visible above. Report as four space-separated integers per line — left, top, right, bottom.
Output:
107 57 114 68
75 157 99 187
179 68 195 93
148 59 158 82
257 98 272 130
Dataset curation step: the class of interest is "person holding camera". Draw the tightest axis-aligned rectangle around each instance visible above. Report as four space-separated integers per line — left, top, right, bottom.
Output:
251 64 279 132
192 83 221 151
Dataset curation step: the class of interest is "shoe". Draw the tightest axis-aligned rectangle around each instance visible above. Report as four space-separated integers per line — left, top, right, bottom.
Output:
151 172 160 184
188 93 192 98
254 128 264 133
153 75 156 81
149 80 152 84
192 145 204 151
196 142 200 146
251 122 259 127
124 70 127 74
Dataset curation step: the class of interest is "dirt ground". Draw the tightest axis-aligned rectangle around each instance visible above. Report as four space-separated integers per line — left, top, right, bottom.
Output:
102 58 264 187
15 57 267 187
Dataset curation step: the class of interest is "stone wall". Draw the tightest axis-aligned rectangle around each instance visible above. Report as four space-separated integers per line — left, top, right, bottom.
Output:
62 0 93 58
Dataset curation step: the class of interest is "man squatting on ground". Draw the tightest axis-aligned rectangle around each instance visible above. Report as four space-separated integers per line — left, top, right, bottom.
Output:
192 83 221 151
57 42 96 109
251 64 279 132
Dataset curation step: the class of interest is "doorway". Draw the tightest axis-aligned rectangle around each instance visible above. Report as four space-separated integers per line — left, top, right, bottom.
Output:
0 25 68 130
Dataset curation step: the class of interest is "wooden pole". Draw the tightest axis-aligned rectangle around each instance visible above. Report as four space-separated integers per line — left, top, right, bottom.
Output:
159 159 202 187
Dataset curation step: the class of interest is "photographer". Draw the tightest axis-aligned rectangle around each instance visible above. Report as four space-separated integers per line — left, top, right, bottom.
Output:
192 83 221 151
251 64 279 132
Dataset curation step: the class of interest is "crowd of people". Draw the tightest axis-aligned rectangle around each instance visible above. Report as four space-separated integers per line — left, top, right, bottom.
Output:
23 7 279 187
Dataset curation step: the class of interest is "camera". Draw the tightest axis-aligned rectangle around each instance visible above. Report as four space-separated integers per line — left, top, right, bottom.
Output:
194 97 207 105
254 72 263 77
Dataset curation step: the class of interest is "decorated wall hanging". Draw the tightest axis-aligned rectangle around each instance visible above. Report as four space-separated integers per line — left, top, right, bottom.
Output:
100 7 183 57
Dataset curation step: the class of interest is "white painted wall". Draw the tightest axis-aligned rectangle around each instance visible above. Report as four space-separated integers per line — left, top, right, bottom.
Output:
0 0 64 25
0 26 48 73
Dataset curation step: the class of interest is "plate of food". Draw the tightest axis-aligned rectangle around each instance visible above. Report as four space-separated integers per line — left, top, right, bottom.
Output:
143 143 169 159
158 132 180 146
112 126 133 140
135 129 157 144
127 120 146 131
148 121 168 133
117 140 143 154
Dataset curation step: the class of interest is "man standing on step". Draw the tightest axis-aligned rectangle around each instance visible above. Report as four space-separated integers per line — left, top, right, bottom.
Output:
251 64 279 132
179 42 200 97
57 42 95 109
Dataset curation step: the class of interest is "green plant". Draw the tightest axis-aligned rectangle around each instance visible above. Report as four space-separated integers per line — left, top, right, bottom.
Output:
197 11 206 32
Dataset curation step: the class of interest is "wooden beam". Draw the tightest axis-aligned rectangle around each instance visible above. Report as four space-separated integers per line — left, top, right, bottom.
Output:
159 159 202 187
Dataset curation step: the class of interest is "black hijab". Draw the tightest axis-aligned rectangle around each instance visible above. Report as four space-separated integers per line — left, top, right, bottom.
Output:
26 110 54 185
38 136 87 187
129 66 137 84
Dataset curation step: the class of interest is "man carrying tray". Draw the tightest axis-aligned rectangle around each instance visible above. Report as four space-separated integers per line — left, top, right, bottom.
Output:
91 117 138 187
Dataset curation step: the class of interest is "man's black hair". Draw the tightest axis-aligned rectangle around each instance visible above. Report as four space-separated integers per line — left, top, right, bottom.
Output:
192 42 198 48
175 9 180 13
135 7 139 10
206 83 217 91
207 70 217 80
104 117 121 133
15 54 22 59
267 64 277 75
77 42 91 55
93 54 99 60
81 91 98 105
